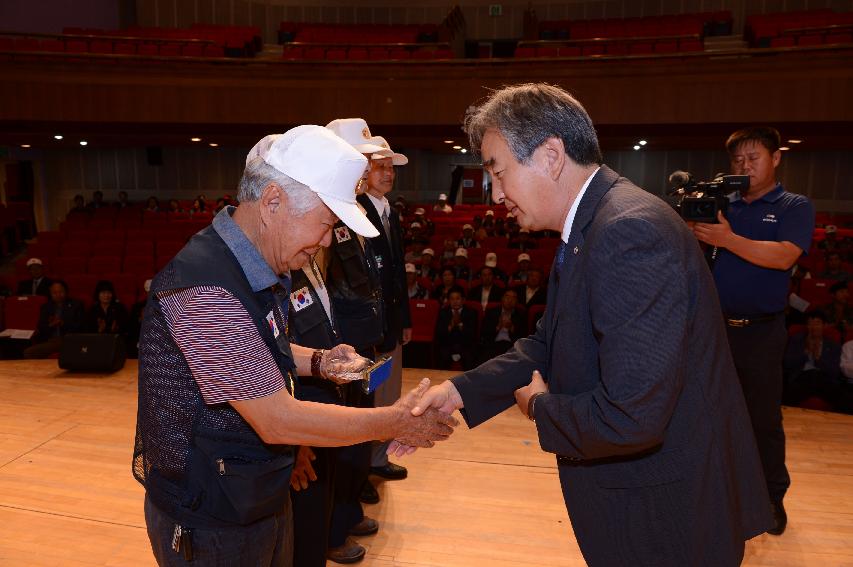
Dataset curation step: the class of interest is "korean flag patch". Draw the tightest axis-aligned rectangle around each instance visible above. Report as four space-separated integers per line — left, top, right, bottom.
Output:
334 226 352 243
290 287 314 312
266 311 280 339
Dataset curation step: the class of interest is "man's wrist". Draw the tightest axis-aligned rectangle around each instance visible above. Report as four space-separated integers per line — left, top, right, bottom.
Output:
311 349 325 378
528 392 546 421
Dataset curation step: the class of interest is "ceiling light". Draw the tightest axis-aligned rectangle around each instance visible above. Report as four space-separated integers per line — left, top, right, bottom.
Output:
20 144 31 148
633 145 641 150
638 140 647 146
460 149 468 154
444 140 454 144
209 143 219 147
787 139 802 144
79 141 88 146
452 145 462 150
779 146 790 151
54 135 63 140
191 137 202 142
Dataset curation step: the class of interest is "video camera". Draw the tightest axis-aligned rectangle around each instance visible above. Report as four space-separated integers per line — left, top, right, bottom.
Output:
667 171 749 223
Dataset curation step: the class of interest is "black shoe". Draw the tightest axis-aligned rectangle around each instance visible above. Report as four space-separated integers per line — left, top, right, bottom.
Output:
327 538 366 564
349 516 379 537
767 501 787 536
359 481 379 504
370 462 408 480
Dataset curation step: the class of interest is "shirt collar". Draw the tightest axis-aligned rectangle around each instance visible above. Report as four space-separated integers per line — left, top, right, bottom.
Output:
561 167 600 243
729 182 784 205
366 192 389 217
212 206 290 293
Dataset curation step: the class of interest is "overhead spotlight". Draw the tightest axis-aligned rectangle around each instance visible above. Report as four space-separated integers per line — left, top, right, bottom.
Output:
779 146 790 151
639 140 647 146
633 145 641 150
444 140 454 144
54 135 63 140
209 142 219 147
191 137 202 142
452 145 462 150
787 139 802 144
20 144 31 148
460 149 468 154
79 141 88 146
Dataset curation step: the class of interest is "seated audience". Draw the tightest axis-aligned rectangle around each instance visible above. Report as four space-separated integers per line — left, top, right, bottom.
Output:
468 266 503 309
168 199 182 213
404 239 426 264
482 252 507 283
457 224 479 249
481 210 495 235
145 196 160 211
417 248 437 280
818 251 851 283
479 289 527 362
783 311 842 410
435 287 478 370
515 268 547 309
17 258 52 297
87 190 107 210
433 193 453 214
509 228 538 250
432 268 458 307
85 280 129 336
69 194 87 214
819 225 852 257
406 264 428 300
452 248 470 281
412 207 434 235
512 253 532 283
440 238 457 262
23 280 85 359
115 190 131 209
825 281 853 340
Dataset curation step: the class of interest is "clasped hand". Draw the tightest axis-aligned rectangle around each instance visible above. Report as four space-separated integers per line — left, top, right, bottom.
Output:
390 378 459 449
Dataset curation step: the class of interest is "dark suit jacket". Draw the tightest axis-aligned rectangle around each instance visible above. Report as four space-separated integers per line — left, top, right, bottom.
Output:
434 306 478 349
357 193 412 353
514 284 547 309
466 285 503 305
17 277 52 297
34 299 85 340
451 166 772 566
783 333 842 383
480 306 527 345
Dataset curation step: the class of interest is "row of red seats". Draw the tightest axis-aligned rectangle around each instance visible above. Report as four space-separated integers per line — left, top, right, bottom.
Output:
60 211 212 233
0 35 226 57
407 298 546 344
282 45 453 61
537 11 732 40
72 24 261 52
745 9 853 47
279 23 439 44
514 38 703 58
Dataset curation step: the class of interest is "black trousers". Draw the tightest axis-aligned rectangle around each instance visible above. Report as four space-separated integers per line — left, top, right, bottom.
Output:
726 314 791 504
291 446 337 567
144 495 293 566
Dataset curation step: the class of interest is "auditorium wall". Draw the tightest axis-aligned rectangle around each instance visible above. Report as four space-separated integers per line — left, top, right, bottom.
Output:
29 143 853 230
135 0 853 42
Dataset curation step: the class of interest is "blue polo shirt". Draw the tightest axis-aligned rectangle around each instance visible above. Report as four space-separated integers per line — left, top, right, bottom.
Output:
712 183 814 315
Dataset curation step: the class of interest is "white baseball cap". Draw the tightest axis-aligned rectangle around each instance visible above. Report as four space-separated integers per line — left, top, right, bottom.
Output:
517 253 531 262
414 207 425 215
262 125 379 238
506 211 514 218
485 209 494 216
422 248 435 256
368 135 409 165
826 224 838 233
405 263 416 273
26 257 43 267
485 252 497 267
411 222 422 228
462 223 473 230
455 247 468 258
438 193 448 201
325 118 385 154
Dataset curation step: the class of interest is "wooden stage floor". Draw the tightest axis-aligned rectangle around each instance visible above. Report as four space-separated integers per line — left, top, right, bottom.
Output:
0 360 851 566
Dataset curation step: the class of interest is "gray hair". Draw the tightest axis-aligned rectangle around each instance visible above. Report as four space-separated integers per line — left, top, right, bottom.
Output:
464 83 603 166
237 157 321 217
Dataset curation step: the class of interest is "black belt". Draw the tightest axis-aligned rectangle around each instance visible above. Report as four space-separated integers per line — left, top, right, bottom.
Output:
725 312 782 327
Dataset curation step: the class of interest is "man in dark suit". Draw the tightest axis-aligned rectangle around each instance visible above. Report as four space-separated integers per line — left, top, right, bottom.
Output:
467 266 503 309
17 257 52 297
401 84 772 566
479 288 527 362
434 287 479 370
356 140 413 482
514 267 547 309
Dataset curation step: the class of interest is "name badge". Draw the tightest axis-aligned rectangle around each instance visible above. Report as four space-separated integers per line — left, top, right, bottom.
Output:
375 254 384 269
266 310 280 338
290 286 314 312
334 226 352 243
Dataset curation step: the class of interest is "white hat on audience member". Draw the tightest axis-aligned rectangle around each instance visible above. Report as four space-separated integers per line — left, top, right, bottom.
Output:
262 125 379 238
26 257 42 267
485 252 497 267
463 223 473 231
368 135 409 165
405 263 416 274
422 248 435 256
438 193 448 201
411 222 422 228
414 207 425 215
455 247 468 258
485 209 494 216
825 224 837 233
517 253 531 263
325 118 385 154
506 211 514 218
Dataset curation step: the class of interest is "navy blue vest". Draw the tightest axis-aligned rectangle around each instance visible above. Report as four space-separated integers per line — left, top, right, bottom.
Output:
132 225 296 527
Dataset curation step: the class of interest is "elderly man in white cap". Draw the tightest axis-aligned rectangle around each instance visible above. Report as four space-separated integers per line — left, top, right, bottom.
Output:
433 192 453 214
17 257 52 297
133 125 456 567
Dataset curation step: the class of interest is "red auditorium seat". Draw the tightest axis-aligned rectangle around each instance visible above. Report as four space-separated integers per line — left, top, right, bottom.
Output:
61 241 92 257
137 43 158 56
798 279 834 307
347 47 368 60
514 46 535 58
605 43 628 55
388 48 411 59
282 46 304 60
114 41 136 55
582 44 606 56
798 34 824 46
304 47 326 60
433 49 454 59
679 39 703 52
3 296 47 330
654 40 678 53
14 38 40 51
54 256 88 277
412 49 435 60
409 299 440 343
325 48 347 60
629 42 654 54
87 256 123 274
65 275 99 304
123 254 155 274
826 32 853 44
368 48 388 60
558 46 582 57
125 241 154 256
65 40 88 53
182 43 205 57
159 43 181 56
528 304 547 331
203 44 224 57
89 40 113 54
40 39 65 52
535 46 559 57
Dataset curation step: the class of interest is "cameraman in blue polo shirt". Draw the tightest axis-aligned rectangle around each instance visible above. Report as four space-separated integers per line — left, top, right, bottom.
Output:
692 127 815 537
